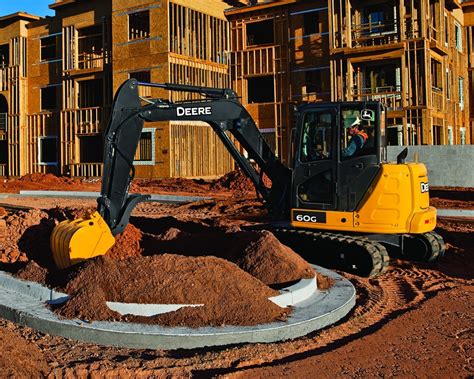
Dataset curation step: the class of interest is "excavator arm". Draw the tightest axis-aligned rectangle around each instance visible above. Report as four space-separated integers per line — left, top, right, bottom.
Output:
51 79 291 268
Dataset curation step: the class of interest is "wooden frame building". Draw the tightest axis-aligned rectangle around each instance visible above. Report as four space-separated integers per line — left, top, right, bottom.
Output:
0 0 233 178
226 0 471 165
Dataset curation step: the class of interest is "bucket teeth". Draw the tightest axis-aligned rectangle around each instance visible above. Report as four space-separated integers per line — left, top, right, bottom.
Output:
50 212 116 269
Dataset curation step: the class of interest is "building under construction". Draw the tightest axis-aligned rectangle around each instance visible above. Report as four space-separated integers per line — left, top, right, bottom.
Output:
0 0 232 178
226 0 472 163
0 0 472 178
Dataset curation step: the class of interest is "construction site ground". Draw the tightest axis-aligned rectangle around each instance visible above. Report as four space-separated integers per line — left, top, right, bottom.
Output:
0 173 472 377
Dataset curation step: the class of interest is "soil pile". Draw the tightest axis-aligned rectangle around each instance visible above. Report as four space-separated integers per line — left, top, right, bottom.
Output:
56 254 287 327
211 169 255 193
145 226 314 286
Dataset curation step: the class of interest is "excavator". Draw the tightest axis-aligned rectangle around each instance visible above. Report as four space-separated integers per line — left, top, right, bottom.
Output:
50 79 445 277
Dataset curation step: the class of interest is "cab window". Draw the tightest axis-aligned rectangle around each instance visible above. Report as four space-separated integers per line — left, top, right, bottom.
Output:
300 111 333 162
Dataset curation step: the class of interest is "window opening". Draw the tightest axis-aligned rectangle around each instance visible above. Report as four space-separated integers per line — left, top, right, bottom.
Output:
78 25 103 70
246 19 274 46
41 36 58 61
0 44 9 67
129 10 150 41
79 135 103 163
304 12 320 35
247 76 274 103
134 128 155 165
41 87 58 111
78 79 103 108
38 136 57 165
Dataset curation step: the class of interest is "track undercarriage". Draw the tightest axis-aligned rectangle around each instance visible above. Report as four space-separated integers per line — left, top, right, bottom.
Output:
252 225 446 277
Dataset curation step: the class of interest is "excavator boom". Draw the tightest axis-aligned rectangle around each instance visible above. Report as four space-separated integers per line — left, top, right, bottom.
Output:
51 79 290 268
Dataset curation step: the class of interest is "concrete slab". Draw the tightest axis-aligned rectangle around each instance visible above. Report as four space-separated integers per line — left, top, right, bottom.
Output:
0 266 355 349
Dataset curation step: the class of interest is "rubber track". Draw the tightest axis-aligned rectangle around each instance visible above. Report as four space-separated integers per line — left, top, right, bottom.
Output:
258 226 390 277
423 231 446 261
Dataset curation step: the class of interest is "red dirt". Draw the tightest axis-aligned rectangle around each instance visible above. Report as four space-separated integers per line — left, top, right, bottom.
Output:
430 187 474 209
56 254 287 327
0 180 471 376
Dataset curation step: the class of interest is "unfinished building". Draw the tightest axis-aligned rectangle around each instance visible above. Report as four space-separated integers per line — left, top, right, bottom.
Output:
226 0 471 163
0 0 232 178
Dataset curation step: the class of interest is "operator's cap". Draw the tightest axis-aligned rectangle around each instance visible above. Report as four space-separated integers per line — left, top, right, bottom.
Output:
345 116 361 128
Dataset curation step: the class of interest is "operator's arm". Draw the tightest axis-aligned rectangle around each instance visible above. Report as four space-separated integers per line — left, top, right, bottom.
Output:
341 134 365 159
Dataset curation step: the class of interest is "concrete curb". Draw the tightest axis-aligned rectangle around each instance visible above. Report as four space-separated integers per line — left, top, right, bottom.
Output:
437 209 474 218
17 190 212 204
0 266 355 349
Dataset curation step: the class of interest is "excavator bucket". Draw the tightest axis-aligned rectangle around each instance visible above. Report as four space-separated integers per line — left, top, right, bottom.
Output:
50 211 116 269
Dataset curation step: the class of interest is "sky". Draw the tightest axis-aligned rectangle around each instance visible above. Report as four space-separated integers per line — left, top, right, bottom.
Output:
0 0 54 17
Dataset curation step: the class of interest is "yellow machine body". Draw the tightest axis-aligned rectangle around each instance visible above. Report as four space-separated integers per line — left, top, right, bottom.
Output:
291 162 436 234
50 211 116 269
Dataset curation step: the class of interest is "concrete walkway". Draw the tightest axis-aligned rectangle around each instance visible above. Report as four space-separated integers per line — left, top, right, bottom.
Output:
0 266 355 350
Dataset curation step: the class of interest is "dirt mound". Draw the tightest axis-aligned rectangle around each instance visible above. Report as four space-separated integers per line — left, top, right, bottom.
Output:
56 254 287 327
144 226 314 286
211 169 255 193
236 231 314 285
18 173 65 184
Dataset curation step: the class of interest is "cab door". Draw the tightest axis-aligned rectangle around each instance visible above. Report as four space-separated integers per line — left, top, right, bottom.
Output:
292 105 338 211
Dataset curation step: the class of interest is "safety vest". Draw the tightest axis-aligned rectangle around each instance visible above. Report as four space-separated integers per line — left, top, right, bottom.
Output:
357 131 368 143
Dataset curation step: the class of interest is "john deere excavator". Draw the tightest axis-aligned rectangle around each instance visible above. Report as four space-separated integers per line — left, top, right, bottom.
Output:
51 79 445 276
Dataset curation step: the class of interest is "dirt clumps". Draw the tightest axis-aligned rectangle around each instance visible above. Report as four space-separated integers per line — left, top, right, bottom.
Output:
0 325 49 377
106 224 143 260
55 254 287 327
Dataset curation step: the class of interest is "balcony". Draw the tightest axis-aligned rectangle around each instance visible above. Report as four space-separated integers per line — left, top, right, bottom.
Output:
351 21 399 47
231 46 275 76
431 87 444 111
76 26 108 71
352 86 403 110
61 106 110 135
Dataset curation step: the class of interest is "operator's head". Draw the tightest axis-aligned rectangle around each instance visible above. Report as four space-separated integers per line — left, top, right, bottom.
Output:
347 116 362 136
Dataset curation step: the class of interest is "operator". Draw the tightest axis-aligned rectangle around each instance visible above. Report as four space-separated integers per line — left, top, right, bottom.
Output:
341 117 368 159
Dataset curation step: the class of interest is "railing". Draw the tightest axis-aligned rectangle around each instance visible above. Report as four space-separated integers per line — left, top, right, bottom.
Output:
352 86 403 109
0 164 6 177
70 163 103 178
62 106 109 135
231 46 275 76
77 32 109 70
351 21 399 47
431 87 444 111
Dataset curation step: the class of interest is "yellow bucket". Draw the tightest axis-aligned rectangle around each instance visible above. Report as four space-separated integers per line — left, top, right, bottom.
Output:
50 211 116 269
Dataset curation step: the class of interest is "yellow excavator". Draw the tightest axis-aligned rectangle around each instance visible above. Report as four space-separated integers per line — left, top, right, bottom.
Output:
51 79 445 277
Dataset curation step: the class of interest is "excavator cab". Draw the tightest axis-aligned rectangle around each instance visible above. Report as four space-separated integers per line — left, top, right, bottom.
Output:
292 102 383 211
